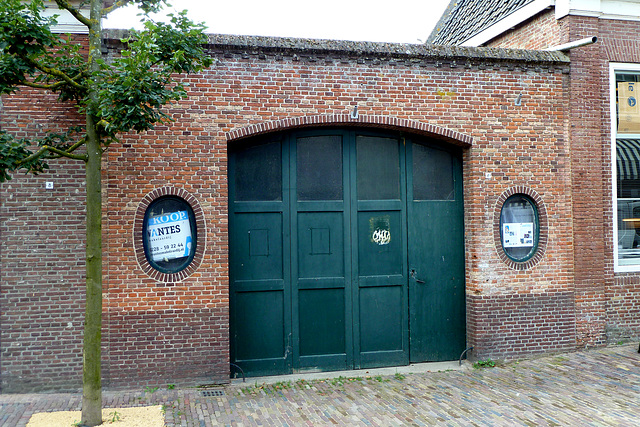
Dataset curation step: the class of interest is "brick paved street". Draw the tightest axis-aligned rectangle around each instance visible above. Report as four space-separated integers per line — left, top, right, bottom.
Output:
1 344 639 426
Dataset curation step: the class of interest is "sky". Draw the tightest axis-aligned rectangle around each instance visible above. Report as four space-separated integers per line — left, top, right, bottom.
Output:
103 0 451 44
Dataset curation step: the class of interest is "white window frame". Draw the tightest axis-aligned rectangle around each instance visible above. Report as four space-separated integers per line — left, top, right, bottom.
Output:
611 62 640 272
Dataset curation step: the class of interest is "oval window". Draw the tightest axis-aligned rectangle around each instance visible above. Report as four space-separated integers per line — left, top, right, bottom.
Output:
142 196 197 274
499 195 539 262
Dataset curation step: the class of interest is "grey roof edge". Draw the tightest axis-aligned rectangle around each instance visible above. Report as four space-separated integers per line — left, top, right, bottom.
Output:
102 30 569 64
204 34 569 63
426 0 459 44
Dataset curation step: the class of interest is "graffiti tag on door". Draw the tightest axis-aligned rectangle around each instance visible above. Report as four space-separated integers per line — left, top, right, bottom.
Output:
369 215 391 245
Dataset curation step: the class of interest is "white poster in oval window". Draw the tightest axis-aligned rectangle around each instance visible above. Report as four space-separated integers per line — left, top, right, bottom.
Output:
147 210 193 262
502 222 534 248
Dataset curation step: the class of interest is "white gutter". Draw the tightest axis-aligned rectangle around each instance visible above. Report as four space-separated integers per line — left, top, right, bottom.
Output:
544 36 598 51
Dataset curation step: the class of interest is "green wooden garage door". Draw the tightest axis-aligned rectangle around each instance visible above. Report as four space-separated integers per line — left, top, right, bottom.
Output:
229 129 465 377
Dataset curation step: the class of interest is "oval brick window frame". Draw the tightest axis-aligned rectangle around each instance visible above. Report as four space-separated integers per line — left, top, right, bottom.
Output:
493 187 547 270
134 187 206 282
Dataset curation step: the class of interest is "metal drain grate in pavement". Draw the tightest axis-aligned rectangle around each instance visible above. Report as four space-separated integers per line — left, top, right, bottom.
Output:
201 389 225 397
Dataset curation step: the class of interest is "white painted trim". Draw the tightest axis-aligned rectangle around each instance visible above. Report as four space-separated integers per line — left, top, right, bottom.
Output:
461 0 640 47
556 0 599 19
461 0 555 47
43 1 90 34
610 62 640 273
557 0 640 20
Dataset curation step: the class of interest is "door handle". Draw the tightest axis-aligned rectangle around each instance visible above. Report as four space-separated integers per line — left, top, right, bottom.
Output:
410 269 426 284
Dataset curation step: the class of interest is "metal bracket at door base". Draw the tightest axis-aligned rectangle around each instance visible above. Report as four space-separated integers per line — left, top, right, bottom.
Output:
459 346 474 366
230 363 246 382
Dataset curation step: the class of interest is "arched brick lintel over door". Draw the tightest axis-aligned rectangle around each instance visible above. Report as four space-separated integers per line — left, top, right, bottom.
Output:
226 114 474 148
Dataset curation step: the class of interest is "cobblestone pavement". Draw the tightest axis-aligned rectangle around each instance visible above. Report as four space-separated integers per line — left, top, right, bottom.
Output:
1 344 639 426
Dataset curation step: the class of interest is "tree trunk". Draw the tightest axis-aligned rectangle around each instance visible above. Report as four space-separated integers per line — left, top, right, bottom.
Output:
82 1 104 425
82 114 103 426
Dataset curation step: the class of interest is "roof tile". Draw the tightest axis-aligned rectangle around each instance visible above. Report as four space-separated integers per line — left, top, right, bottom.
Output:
428 0 535 45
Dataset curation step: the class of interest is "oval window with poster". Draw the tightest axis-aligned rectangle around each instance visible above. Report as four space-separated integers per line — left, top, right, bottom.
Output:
142 196 197 274
500 194 539 262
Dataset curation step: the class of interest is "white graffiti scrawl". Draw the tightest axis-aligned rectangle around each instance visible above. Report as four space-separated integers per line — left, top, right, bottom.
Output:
372 228 391 245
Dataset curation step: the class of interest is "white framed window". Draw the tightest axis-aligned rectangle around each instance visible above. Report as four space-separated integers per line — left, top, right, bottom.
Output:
611 63 640 271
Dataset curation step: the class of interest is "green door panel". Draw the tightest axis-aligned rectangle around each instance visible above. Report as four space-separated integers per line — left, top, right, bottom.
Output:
229 130 466 377
234 290 285 360
295 210 349 371
297 212 345 278
408 144 466 362
231 213 284 281
357 211 404 277
359 286 404 352
355 209 408 367
353 133 409 368
230 210 290 375
299 288 346 356
229 137 292 376
355 135 401 200
359 285 406 368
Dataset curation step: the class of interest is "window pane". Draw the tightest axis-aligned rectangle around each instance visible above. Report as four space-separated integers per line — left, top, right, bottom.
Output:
617 74 640 134
356 136 400 200
615 71 640 267
143 197 197 274
235 141 282 201
616 139 640 199
297 136 343 201
500 195 537 262
617 199 640 264
413 144 454 200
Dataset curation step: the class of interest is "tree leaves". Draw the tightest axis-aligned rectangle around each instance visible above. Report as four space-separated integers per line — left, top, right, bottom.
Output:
0 0 59 93
0 132 49 182
95 10 211 137
0 0 212 181
0 125 87 181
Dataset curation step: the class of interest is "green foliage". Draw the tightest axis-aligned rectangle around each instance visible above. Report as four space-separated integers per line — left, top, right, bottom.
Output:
0 0 56 92
107 410 121 423
144 385 160 394
473 359 496 369
0 132 48 181
136 0 170 15
95 11 211 138
0 126 85 181
0 0 212 182
0 1 211 424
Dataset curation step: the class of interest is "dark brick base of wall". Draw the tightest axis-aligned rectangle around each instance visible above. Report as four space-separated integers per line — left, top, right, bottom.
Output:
607 276 640 344
103 307 229 389
468 292 576 361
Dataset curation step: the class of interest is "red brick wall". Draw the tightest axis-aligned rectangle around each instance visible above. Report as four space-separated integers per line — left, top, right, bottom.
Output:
1 37 574 390
488 10 565 50
0 88 86 392
608 275 640 341
600 18 640 343
490 11 640 348
563 16 610 348
102 39 574 369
